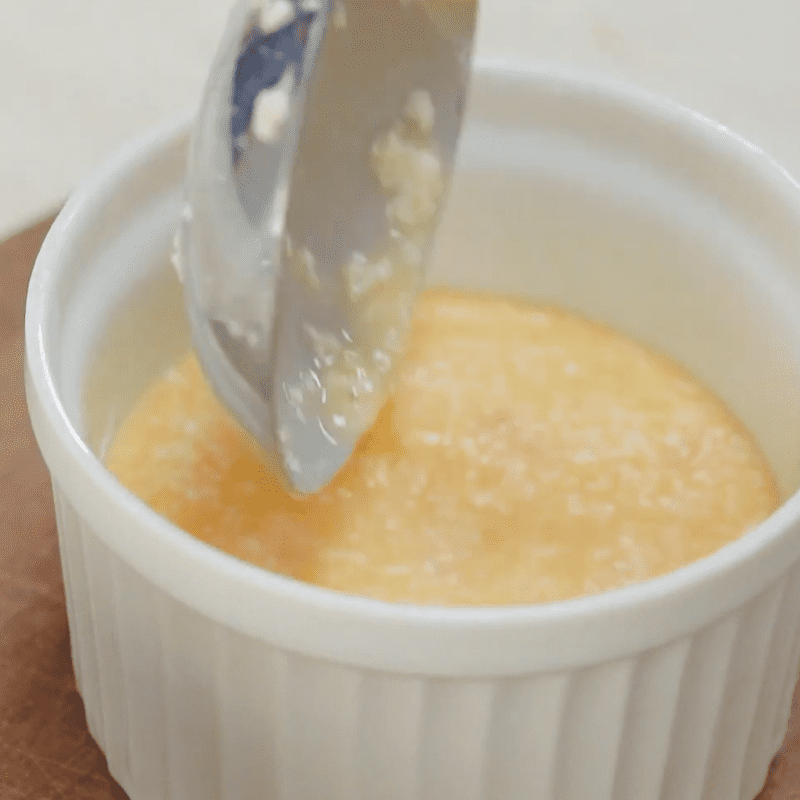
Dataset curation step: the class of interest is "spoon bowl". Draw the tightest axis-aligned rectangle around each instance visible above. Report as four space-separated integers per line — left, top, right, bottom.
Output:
177 0 478 493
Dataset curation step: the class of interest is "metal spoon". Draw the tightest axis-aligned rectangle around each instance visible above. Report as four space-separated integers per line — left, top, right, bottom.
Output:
175 0 477 494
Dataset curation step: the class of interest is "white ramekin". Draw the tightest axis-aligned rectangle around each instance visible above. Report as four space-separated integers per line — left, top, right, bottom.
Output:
25 61 800 800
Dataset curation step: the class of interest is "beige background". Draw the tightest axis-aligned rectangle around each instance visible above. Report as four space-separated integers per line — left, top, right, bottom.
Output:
1 0 800 238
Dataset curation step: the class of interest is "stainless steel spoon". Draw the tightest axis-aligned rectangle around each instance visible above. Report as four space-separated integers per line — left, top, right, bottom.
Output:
175 0 477 493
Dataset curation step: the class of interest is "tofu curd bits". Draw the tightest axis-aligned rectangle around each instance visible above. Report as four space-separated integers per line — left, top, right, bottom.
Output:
277 84 446 463
106 288 778 606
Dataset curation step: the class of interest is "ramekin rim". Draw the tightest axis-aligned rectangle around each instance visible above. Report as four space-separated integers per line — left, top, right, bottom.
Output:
24 60 800 634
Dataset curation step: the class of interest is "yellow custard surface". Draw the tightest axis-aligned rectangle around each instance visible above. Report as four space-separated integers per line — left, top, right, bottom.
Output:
106 288 779 605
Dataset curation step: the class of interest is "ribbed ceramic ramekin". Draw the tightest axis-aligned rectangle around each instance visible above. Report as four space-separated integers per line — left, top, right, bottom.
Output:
25 62 800 800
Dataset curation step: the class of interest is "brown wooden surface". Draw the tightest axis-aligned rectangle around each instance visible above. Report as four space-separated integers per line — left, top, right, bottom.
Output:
1 217 799 799
0 216 130 799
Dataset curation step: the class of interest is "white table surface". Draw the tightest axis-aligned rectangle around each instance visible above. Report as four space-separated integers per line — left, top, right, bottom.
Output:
1 0 799 239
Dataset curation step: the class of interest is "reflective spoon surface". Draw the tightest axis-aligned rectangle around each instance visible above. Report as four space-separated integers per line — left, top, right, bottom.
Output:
176 0 478 493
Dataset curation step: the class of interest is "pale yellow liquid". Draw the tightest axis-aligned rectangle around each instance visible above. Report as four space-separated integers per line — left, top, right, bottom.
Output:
106 289 778 605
